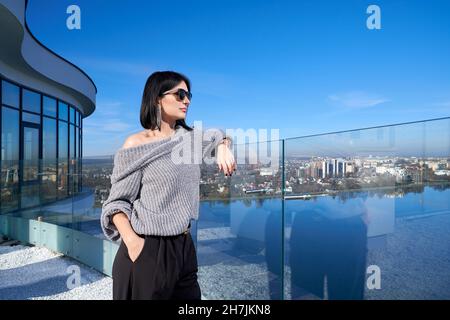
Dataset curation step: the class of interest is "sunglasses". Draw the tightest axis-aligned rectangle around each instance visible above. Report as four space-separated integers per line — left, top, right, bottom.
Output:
161 88 192 101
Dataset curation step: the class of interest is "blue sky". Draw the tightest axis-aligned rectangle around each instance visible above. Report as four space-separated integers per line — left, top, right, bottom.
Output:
26 0 450 156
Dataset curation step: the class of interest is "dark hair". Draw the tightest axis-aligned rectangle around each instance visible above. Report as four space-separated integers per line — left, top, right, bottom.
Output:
140 71 193 131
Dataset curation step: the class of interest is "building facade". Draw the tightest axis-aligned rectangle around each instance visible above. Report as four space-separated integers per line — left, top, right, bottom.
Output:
0 0 96 214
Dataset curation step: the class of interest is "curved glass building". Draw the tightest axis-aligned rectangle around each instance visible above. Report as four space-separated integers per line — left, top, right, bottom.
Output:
0 0 102 270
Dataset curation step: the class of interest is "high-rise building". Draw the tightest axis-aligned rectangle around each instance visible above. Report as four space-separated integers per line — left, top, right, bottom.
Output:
0 0 96 213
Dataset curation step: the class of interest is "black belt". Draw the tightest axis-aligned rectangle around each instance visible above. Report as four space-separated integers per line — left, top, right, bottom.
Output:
140 222 191 238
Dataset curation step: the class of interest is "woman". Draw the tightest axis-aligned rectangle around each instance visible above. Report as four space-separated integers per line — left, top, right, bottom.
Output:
101 71 235 300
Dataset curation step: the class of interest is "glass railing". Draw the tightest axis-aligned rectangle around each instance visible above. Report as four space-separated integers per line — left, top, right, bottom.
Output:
196 117 450 300
1 117 449 299
0 156 118 275
283 117 450 300
197 139 284 299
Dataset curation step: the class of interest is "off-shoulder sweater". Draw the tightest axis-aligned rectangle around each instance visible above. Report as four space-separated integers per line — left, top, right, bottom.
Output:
100 125 229 242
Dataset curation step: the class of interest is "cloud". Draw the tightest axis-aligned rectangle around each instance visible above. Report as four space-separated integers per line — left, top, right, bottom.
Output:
95 101 126 117
328 91 390 108
83 119 136 133
75 56 156 77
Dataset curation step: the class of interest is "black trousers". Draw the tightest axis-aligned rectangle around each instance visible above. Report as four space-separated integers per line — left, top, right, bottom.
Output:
112 231 201 300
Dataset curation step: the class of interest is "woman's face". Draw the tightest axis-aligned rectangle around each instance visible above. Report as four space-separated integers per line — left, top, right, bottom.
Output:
159 81 190 121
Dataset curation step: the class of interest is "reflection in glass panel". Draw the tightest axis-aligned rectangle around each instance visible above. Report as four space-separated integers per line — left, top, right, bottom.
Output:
23 126 39 182
72 157 110 235
283 119 450 300
70 106 75 124
43 117 56 159
75 110 79 126
22 112 41 124
196 140 284 299
40 161 57 204
43 96 57 117
57 159 68 199
1 107 20 213
75 125 79 158
22 89 41 113
58 121 68 199
58 102 68 121
21 184 40 209
58 121 68 159
1 186 19 213
42 113 58 203
79 128 82 158
1 80 19 108
70 124 75 160
69 125 76 195
1 107 19 161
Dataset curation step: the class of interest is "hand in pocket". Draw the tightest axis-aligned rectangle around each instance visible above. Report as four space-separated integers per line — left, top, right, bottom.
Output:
126 236 146 263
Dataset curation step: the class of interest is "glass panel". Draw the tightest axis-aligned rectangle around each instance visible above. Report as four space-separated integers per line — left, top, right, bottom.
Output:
1 107 19 161
23 112 41 124
43 96 57 117
284 118 450 300
73 157 112 237
70 106 75 124
197 138 284 299
23 126 39 182
58 121 68 199
1 80 19 108
57 158 68 199
58 102 68 121
0 185 19 213
79 128 82 158
41 158 57 204
58 121 68 159
69 124 75 160
41 118 57 201
75 110 79 126
1 107 20 212
20 184 40 209
68 125 76 196
43 117 56 160
22 89 41 113
75 125 79 158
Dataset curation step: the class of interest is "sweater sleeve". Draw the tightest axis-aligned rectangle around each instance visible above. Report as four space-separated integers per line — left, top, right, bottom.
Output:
100 153 143 242
201 128 233 161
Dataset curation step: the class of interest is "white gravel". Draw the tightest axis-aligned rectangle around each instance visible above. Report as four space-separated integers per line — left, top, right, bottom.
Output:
0 244 112 300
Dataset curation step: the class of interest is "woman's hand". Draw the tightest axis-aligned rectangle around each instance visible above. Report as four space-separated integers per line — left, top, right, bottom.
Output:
216 141 236 176
124 234 145 263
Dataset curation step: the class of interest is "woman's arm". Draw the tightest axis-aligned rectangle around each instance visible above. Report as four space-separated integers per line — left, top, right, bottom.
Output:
111 212 144 262
101 135 145 261
217 137 236 176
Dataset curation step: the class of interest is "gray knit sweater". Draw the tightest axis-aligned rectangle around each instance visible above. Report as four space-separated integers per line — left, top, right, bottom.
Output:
100 125 229 242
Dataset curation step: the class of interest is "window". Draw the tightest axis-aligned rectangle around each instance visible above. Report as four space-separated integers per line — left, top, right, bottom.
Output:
43 117 57 160
75 110 79 126
1 106 19 161
79 129 83 158
1 81 19 108
23 112 41 124
79 128 82 158
58 121 68 159
22 89 41 113
70 106 75 124
69 124 75 159
43 96 57 117
58 102 68 121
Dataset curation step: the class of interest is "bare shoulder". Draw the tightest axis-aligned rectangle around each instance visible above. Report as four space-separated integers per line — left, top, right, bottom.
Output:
122 130 162 149
122 132 145 149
